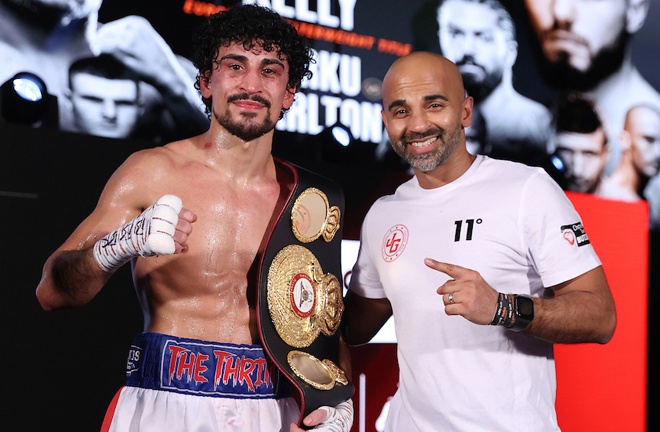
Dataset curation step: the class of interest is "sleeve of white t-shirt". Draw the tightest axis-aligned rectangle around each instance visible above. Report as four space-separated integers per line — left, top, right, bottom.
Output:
348 211 388 299
522 169 602 288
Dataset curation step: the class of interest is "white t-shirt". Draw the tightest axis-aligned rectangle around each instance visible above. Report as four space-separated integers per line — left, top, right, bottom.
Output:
349 156 601 432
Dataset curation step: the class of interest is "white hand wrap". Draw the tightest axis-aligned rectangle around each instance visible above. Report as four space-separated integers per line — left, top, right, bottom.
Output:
93 194 183 272
312 400 354 432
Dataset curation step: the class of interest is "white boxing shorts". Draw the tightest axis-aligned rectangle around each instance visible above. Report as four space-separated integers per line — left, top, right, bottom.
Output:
101 332 300 432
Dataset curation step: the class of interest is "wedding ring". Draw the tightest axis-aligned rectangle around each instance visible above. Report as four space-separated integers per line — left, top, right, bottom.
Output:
448 292 454 304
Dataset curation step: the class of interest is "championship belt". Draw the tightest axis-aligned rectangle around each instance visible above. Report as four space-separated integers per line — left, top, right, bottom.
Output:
257 158 354 426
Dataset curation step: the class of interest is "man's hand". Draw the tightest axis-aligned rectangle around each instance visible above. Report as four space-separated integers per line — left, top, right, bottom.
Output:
93 194 196 272
290 400 354 432
424 258 499 325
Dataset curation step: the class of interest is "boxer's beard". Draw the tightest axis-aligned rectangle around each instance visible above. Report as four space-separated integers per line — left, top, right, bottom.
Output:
537 31 630 92
214 93 275 142
456 56 503 103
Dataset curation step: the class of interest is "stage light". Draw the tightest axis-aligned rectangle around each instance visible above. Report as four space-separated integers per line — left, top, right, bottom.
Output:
319 122 354 162
538 152 570 190
330 123 353 147
0 72 57 127
549 154 566 173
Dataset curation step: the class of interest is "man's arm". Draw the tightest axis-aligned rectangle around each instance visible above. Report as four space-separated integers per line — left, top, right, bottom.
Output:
427 259 616 344
37 247 113 311
36 194 194 311
36 151 196 312
36 188 140 311
525 266 616 344
342 291 393 346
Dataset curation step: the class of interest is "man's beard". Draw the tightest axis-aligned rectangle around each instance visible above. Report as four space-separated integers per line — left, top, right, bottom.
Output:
392 125 462 172
566 173 597 194
537 31 630 92
456 57 503 102
214 93 275 142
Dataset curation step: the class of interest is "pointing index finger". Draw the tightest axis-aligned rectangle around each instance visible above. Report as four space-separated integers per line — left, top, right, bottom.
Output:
424 258 464 277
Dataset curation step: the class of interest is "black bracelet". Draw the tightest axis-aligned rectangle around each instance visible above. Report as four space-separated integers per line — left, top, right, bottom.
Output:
490 292 515 327
490 293 505 326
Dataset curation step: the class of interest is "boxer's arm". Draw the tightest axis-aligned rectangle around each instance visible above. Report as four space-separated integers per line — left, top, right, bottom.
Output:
36 194 193 311
37 247 114 311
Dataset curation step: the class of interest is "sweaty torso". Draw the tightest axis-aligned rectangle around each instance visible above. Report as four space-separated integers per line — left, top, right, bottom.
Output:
127 139 286 345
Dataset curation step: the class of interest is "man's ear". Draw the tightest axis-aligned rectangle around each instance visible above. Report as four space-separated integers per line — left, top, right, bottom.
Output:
462 95 474 129
619 129 632 152
626 0 649 34
504 40 518 69
199 71 212 98
282 85 296 110
62 87 76 115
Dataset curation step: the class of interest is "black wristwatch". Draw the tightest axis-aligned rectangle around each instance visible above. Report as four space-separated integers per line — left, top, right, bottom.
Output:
510 295 534 332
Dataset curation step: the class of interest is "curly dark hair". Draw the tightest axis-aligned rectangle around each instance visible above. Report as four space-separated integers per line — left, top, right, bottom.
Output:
191 4 314 119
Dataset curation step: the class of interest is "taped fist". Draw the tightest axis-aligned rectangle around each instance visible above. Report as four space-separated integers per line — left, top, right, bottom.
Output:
292 399 354 432
93 195 185 272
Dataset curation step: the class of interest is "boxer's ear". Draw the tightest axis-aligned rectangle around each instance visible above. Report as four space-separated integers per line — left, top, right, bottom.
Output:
626 0 649 34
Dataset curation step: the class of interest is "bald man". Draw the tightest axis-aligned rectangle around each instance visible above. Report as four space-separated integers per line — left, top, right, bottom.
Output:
601 105 660 200
342 52 616 431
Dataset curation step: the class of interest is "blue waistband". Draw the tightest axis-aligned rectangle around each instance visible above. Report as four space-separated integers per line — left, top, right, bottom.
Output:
124 332 290 399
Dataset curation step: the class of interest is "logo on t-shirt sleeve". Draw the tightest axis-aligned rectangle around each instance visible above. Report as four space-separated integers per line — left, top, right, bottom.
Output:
560 222 590 247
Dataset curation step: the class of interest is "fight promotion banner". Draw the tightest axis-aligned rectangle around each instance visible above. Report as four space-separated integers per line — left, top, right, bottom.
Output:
2 0 659 214
2 1 658 195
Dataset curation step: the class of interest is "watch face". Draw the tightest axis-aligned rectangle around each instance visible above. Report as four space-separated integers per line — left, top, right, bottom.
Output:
517 296 534 319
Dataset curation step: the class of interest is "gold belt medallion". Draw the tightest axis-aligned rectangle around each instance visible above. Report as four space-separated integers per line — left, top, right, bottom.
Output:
291 188 341 243
287 350 349 390
267 244 344 348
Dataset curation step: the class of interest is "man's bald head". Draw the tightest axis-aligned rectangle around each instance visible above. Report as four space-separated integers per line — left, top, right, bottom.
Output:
624 104 660 178
625 105 660 129
382 52 467 109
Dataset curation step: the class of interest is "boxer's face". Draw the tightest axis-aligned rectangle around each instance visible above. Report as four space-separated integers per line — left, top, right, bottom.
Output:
555 128 608 193
627 107 660 178
524 0 628 84
438 0 509 97
200 41 294 142
69 73 141 139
